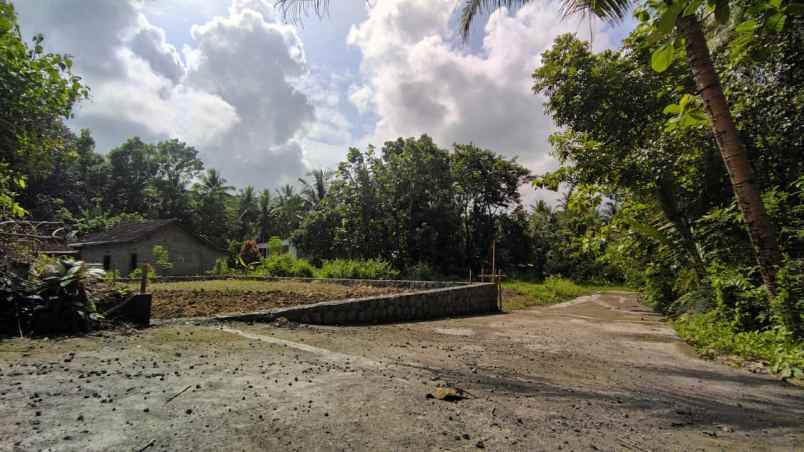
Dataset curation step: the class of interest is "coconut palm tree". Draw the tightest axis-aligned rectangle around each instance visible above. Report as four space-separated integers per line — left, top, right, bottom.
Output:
275 0 782 294
456 0 781 293
258 189 274 242
299 168 332 208
196 168 233 198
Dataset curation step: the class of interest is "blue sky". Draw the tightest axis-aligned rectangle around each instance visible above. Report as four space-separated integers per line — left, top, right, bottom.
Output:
14 0 635 201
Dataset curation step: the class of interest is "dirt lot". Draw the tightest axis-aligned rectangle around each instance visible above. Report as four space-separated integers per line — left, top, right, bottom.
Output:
1 292 802 451
140 280 411 319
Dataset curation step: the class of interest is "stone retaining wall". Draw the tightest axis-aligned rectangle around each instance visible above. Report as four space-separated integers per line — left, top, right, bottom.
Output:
216 282 499 325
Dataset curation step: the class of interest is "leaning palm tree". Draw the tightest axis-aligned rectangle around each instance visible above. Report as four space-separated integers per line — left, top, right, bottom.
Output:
456 0 781 294
275 0 782 294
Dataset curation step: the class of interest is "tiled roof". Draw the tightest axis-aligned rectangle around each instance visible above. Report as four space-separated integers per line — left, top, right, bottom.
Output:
71 219 178 247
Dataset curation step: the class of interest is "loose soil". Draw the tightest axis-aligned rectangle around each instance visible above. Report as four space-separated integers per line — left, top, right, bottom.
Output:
1 292 802 451
142 280 411 319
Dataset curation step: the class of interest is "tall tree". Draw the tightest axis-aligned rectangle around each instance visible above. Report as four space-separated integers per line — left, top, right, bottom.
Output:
275 0 787 292
299 169 332 208
0 2 88 217
193 169 233 246
258 189 274 242
106 138 158 214
151 139 204 221
456 0 788 294
236 185 259 240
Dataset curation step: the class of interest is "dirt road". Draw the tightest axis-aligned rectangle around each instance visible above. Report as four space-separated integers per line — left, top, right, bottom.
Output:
1 292 802 451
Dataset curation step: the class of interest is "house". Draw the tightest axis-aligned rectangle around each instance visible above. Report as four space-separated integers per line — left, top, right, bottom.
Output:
256 239 298 258
70 219 226 276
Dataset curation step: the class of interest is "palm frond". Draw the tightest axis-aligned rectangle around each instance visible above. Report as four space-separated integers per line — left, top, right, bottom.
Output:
274 0 331 24
459 0 631 41
460 0 533 41
559 0 632 24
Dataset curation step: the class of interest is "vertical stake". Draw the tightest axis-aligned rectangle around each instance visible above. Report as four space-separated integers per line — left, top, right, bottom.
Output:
140 263 150 294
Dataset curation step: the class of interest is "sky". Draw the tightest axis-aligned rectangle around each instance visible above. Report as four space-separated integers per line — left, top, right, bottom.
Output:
14 0 635 202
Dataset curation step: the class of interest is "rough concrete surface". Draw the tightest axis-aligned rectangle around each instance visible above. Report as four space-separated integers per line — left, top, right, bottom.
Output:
1 292 802 451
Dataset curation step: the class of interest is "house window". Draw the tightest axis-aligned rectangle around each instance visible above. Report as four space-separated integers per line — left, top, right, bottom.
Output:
129 253 138 273
102 255 111 271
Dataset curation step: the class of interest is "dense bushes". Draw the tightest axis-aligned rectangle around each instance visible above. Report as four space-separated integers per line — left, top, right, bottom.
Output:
251 254 315 278
317 259 399 280
675 312 804 380
1 259 115 336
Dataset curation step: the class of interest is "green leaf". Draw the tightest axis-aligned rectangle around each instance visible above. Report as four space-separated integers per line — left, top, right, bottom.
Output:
765 12 785 32
714 0 730 24
769 0 782 9
663 104 682 114
657 2 683 34
735 19 759 33
683 0 705 16
651 44 675 73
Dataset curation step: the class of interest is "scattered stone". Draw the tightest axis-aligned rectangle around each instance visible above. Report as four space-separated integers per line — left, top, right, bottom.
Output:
428 387 468 401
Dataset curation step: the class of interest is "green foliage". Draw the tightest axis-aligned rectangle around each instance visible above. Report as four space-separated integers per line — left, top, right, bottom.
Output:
0 3 88 219
295 136 529 277
317 259 400 280
772 258 804 338
267 236 284 256
152 245 173 273
708 262 770 331
675 311 804 380
502 277 620 310
128 266 156 281
207 257 232 276
251 254 315 278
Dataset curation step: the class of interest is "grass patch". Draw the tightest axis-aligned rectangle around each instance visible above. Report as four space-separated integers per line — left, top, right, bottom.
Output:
501 276 628 311
674 311 804 382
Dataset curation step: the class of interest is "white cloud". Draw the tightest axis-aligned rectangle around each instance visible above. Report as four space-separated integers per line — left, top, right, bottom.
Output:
349 84 374 113
129 15 186 84
347 0 617 203
14 0 347 189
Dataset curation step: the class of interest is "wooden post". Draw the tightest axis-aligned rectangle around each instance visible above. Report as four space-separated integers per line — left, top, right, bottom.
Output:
140 263 150 294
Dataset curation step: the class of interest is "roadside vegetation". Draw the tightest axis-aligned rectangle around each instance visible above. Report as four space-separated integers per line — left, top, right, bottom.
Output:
502 277 629 311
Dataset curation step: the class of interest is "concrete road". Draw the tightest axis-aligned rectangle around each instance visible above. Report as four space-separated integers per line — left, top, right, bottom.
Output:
1 292 802 451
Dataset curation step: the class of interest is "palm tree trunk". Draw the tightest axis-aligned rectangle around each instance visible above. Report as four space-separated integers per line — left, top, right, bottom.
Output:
678 15 782 295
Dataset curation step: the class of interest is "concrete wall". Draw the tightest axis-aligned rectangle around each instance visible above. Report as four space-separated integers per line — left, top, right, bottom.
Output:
79 224 226 276
217 283 499 325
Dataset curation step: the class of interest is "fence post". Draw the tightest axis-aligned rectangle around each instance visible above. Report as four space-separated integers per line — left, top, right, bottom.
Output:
140 263 151 294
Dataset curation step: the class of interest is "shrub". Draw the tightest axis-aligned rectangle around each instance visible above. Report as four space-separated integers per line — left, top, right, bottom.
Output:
129 265 156 281
2 259 108 335
267 236 284 256
317 259 399 280
675 311 804 380
207 257 231 276
152 245 173 273
251 254 315 278
708 262 769 332
773 258 804 339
